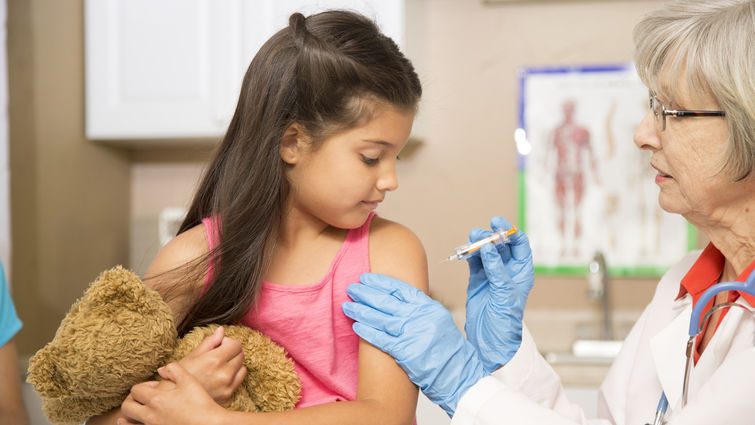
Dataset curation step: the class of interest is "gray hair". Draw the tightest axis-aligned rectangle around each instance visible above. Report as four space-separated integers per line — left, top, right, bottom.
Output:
633 0 755 180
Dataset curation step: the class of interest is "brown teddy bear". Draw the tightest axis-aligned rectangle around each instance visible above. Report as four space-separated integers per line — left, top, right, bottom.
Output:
27 266 301 425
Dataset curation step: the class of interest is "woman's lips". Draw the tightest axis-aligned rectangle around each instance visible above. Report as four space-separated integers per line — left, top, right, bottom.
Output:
652 164 672 182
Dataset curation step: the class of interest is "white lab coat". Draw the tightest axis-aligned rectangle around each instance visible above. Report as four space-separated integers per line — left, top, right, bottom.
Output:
453 250 755 425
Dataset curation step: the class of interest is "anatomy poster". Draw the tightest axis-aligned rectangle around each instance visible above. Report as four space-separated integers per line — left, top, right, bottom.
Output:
517 65 692 276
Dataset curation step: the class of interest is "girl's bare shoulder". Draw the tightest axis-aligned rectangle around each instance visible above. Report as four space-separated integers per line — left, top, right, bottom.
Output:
368 216 428 292
143 223 210 303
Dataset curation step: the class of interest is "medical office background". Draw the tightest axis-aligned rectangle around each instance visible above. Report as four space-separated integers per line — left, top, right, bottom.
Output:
4 0 690 423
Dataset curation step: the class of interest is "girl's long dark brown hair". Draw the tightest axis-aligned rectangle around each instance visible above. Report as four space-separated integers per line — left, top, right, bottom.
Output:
174 10 421 336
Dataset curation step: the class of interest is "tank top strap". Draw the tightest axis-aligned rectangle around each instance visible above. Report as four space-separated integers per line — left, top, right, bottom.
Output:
201 216 221 295
202 216 220 251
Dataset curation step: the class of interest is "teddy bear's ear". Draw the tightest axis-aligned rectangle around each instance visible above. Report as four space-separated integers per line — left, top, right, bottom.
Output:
26 344 65 397
27 266 177 405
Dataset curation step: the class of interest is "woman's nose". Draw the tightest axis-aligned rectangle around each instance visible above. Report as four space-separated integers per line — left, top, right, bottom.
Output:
634 110 661 151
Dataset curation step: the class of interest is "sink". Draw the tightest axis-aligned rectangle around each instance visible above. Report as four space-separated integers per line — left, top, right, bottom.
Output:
572 339 623 358
545 339 623 365
542 252 624 367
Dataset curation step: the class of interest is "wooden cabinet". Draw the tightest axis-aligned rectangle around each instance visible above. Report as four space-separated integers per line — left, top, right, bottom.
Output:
85 0 404 140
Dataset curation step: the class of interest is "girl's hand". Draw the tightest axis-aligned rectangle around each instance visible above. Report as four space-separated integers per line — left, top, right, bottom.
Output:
177 326 247 406
119 363 227 425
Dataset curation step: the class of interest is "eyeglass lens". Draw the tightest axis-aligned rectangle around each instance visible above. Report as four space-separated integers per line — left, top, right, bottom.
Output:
649 93 665 131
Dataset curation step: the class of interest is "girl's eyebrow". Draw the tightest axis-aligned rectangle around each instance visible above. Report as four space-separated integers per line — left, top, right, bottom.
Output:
362 139 392 147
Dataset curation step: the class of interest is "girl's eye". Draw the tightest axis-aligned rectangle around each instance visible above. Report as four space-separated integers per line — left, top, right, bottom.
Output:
361 155 379 165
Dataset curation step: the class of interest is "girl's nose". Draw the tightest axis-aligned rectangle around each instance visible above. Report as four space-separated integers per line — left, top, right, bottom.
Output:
377 163 399 192
634 110 661 151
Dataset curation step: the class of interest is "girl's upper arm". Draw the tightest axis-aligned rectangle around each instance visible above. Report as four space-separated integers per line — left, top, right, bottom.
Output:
142 223 210 326
357 217 428 424
368 217 428 293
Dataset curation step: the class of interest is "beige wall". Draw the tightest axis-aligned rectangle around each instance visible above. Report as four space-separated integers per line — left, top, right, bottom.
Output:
8 0 131 357
393 0 667 310
386 0 668 352
130 148 212 276
9 0 672 359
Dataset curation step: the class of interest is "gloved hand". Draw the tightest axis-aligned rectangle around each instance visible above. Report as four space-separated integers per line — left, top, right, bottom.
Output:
465 216 534 373
342 273 487 417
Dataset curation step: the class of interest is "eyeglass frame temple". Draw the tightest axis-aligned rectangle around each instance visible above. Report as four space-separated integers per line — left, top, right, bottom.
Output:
663 109 726 117
649 92 725 131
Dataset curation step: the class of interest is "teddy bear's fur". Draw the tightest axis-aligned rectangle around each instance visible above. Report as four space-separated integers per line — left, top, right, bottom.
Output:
27 266 301 425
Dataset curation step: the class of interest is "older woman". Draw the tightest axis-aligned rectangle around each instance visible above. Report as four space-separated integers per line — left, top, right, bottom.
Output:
342 1 755 424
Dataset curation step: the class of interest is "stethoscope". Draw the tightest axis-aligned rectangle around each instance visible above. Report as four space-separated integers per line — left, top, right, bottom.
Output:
648 268 755 425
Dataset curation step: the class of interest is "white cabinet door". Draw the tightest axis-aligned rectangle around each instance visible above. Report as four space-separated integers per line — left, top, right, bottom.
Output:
85 0 404 141
85 0 239 139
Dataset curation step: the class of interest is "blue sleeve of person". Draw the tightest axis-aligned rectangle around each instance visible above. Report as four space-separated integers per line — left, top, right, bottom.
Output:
0 261 22 347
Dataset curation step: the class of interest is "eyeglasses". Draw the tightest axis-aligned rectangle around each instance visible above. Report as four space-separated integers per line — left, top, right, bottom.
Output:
649 91 725 131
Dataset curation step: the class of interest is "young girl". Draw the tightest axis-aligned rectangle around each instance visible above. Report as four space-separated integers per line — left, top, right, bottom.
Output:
92 9 427 425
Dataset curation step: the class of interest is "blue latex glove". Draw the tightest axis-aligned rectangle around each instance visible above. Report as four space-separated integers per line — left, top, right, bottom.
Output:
465 216 534 373
342 273 487 417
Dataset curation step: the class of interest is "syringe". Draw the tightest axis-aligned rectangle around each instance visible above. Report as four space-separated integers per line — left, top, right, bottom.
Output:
444 226 518 262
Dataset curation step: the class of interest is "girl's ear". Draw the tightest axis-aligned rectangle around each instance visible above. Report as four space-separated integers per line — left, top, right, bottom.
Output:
280 123 306 165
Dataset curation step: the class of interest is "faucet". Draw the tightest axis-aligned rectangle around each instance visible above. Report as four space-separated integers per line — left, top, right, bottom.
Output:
588 251 613 340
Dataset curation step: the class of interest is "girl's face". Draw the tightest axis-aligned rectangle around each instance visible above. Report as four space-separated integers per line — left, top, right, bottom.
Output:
283 103 415 229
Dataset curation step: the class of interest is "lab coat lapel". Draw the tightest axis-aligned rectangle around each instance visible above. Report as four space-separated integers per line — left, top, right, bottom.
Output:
691 302 748 396
649 297 691 409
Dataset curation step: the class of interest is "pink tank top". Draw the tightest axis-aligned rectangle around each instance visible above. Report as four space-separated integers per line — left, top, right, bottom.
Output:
201 214 372 408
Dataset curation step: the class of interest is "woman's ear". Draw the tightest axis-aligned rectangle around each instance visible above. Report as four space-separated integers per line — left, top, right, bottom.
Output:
280 123 305 165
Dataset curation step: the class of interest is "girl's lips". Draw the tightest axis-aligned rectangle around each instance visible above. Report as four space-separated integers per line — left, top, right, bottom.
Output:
362 201 379 210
